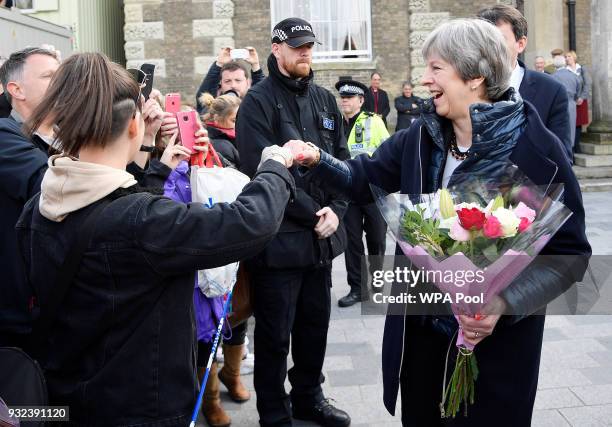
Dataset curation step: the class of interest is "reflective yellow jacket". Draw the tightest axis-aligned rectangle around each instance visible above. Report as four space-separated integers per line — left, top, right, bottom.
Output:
346 111 390 158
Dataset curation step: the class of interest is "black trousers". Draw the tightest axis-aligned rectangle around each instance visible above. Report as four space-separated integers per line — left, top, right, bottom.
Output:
574 126 582 153
225 320 247 346
344 202 387 293
252 265 332 427
400 315 544 427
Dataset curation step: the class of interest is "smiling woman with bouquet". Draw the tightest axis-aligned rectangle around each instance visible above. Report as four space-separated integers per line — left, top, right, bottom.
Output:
285 19 590 427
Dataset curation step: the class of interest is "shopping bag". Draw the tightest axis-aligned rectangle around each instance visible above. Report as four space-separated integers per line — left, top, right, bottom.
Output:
190 145 250 297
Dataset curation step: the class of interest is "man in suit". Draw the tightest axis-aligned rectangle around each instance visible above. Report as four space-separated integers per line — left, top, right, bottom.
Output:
478 5 572 164
363 72 390 126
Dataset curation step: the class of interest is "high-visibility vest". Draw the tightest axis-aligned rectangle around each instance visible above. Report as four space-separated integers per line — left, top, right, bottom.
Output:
346 111 390 158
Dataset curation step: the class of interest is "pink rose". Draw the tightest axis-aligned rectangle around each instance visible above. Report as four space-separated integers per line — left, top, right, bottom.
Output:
513 202 536 223
449 219 471 242
483 216 504 238
518 217 532 232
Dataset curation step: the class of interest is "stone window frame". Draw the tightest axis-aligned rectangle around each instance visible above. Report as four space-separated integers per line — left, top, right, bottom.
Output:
270 0 373 63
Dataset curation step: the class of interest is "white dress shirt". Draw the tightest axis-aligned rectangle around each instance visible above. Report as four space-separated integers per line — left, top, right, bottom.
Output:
509 62 525 92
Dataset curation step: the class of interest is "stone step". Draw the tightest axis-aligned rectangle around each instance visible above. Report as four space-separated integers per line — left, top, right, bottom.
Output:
574 154 612 167
579 143 612 155
579 178 612 192
573 165 612 179
582 132 612 144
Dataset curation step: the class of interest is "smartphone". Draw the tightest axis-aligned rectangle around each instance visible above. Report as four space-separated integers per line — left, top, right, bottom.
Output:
165 93 181 114
139 63 156 100
230 48 249 60
176 110 198 151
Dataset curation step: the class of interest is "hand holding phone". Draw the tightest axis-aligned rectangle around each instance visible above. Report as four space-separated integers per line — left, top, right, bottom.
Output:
230 48 249 60
139 63 156 100
165 93 181 114
176 111 199 151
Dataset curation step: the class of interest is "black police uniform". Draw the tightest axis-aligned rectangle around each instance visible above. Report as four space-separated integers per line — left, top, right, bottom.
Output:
336 80 387 307
236 50 350 425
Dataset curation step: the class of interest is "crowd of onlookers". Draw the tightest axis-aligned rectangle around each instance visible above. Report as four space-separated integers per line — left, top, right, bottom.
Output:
541 49 592 155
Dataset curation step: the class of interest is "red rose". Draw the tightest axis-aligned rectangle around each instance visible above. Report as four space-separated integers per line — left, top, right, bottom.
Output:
456 207 486 231
518 217 531 233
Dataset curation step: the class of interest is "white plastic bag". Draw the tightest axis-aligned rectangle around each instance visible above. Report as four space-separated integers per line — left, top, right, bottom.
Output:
190 156 250 298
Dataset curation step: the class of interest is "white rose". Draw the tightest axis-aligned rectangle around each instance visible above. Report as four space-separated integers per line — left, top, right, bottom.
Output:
492 208 521 238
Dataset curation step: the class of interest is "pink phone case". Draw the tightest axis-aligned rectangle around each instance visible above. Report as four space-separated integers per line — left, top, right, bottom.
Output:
165 93 181 114
176 111 198 151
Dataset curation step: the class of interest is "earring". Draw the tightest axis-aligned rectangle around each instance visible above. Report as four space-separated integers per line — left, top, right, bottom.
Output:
471 86 477 90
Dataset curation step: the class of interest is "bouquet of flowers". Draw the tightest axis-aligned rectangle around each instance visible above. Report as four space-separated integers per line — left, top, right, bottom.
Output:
372 165 572 418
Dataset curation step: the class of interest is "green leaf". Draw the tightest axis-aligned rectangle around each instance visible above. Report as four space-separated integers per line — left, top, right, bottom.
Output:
472 236 489 250
470 353 479 381
482 244 498 262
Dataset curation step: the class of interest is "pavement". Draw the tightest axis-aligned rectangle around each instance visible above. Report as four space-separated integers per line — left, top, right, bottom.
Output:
204 191 612 426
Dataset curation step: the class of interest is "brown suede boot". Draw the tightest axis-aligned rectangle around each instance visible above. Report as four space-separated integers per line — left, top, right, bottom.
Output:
218 344 251 402
199 364 231 427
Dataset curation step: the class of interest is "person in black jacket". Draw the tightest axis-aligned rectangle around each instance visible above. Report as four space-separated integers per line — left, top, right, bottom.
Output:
16 52 295 427
363 72 391 126
236 17 351 427
0 48 181 351
196 47 265 113
0 92 11 118
287 19 590 427
0 47 59 348
394 82 422 131
478 4 573 164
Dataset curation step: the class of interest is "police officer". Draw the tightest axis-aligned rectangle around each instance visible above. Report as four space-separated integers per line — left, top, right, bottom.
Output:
335 79 389 307
236 17 351 427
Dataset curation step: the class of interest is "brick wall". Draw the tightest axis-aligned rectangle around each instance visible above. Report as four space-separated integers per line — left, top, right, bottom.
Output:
124 0 234 107
234 0 412 130
367 0 411 128
428 0 516 18
122 0 594 126
233 0 270 73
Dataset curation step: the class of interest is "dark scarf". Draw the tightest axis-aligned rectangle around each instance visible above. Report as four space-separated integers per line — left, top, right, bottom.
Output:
267 54 313 95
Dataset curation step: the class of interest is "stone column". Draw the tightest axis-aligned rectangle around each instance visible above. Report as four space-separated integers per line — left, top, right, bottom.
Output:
408 0 448 98
523 0 564 68
589 0 612 136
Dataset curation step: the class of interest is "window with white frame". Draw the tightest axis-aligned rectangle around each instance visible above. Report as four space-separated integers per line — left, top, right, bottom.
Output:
14 0 58 12
270 0 372 63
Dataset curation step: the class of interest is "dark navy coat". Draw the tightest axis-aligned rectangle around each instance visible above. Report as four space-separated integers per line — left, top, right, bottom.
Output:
311 99 590 419
518 61 572 162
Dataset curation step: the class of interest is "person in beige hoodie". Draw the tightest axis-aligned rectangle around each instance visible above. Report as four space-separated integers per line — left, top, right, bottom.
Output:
16 52 295 427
